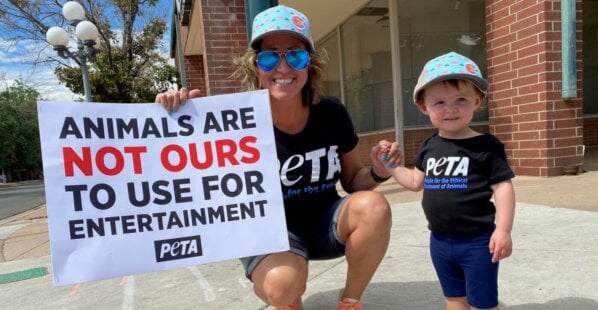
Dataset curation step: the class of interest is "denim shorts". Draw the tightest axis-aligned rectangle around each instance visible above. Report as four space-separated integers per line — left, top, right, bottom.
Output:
239 196 348 280
429 228 499 309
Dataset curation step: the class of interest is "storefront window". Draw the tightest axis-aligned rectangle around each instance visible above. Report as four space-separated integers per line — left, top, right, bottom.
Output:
340 0 393 133
317 1 394 134
584 0 598 115
319 33 342 100
318 0 487 132
398 0 487 127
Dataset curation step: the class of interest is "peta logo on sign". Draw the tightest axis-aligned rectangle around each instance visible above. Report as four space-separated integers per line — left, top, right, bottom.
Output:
154 235 203 262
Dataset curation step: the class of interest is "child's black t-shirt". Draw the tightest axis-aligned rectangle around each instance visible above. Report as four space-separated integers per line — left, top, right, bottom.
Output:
415 133 515 235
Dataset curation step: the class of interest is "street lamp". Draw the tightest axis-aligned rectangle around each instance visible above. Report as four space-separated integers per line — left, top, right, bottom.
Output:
46 1 99 102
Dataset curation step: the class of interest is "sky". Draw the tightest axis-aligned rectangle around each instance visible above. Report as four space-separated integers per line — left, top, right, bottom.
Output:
0 0 173 101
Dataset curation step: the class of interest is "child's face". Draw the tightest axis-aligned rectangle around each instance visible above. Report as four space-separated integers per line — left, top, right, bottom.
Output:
418 80 482 138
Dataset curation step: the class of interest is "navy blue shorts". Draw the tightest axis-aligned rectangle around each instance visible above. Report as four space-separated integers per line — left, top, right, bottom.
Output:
429 228 499 309
240 196 348 280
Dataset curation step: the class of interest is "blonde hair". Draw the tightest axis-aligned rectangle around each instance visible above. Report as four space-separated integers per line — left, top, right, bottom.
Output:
232 47 328 106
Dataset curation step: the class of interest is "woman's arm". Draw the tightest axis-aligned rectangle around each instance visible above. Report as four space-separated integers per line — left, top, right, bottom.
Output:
339 142 401 192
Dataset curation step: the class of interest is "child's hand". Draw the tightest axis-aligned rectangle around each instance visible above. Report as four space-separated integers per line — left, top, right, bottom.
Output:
489 228 512 262
372 140 401 171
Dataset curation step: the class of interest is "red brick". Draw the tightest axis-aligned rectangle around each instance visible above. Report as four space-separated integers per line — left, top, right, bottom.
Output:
514 130 542 141
511 15 539 33
513 74 540 87
518 139 550 149
516 2 544 20
519 120 551 131
518 83 548 96
519 158 546 167
554 137 583 148
490 33 517 50
493 88 518 100
513 149 541 159
494 105 519 116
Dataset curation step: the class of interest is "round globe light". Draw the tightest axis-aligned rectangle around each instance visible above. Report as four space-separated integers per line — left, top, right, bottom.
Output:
62 1 86 21
75 20 99 42
46 26 69 47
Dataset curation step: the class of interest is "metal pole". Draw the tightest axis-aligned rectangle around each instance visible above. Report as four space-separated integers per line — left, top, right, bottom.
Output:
561 0 577 99
174 5 187 88
80 56 92 102
77 41 92 102
389 0 405 157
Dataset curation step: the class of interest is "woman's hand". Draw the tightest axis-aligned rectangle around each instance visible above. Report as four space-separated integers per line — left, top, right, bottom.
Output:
155 87 202 112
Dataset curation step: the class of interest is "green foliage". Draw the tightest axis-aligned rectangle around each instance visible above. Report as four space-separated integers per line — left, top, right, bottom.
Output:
0 81 41 181
56 49 179 103
0 0 180 103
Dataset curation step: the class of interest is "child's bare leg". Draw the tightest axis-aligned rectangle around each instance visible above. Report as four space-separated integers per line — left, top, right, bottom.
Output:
446 297 469 310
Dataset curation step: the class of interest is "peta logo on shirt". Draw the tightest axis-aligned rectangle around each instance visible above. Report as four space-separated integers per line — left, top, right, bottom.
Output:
279 146 340 186
425 156 469 176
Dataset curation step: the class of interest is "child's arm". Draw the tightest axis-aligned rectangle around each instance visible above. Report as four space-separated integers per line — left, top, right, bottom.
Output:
375 140 425 192
387 165 425 192
489 179 516 262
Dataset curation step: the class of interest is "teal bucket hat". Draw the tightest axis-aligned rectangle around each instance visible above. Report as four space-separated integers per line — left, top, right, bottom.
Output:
250 5 314 51
413 51 488 104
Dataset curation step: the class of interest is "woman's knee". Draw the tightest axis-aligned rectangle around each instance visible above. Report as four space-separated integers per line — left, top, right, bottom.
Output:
251 252 308 305
339 191 391 239
353 191 392 223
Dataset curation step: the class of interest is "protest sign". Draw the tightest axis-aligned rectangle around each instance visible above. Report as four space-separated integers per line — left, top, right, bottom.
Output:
37 90 288 286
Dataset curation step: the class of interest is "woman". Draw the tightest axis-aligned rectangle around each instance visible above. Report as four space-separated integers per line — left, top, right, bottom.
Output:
156 5 398 310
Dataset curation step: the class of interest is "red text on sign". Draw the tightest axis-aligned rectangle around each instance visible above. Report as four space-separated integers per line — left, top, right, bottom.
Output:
63 146 147 177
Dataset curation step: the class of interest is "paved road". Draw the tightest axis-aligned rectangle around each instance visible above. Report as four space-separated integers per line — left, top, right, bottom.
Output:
0 181 45 220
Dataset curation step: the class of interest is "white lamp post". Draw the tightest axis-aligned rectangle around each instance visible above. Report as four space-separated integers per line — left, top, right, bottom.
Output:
46 1 99 102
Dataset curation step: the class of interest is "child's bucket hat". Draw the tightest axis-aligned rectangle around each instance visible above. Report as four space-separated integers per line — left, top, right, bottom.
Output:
413 51 488 104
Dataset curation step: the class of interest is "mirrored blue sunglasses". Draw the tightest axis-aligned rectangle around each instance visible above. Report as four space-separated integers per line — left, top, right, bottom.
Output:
256 49 310 72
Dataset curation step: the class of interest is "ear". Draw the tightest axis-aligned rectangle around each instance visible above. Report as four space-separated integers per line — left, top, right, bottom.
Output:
417 103 429 115
474 95 483 110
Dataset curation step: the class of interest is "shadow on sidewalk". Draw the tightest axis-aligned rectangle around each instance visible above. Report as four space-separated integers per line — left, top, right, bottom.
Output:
304 281 444 309
504 297 598 310
303 281 598 309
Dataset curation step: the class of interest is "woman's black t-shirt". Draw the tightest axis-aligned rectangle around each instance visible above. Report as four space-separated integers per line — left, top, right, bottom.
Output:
275 96 358 235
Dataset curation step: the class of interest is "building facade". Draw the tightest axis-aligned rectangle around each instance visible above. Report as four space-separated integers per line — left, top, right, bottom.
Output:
171 0 596 177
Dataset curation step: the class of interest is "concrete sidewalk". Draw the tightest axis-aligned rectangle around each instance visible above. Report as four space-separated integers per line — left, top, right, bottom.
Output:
1 199 598 309
1 152 598 309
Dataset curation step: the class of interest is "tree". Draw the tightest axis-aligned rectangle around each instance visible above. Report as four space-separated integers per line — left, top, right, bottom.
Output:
0 81 41 182
0 0 179 103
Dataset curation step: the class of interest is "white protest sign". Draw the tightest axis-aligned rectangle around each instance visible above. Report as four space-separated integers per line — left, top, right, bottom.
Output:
37 89 288 286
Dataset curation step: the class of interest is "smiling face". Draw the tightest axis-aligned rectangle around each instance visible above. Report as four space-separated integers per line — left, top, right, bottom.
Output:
418 79 483 139
257 34 309 106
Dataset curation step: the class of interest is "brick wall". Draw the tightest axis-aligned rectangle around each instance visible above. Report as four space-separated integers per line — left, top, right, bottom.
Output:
199 0 247 95
486 0 584 176
184 55 207 96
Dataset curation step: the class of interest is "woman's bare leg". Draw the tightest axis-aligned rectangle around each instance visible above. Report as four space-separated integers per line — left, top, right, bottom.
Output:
336 191 392 300
250 251 308 307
